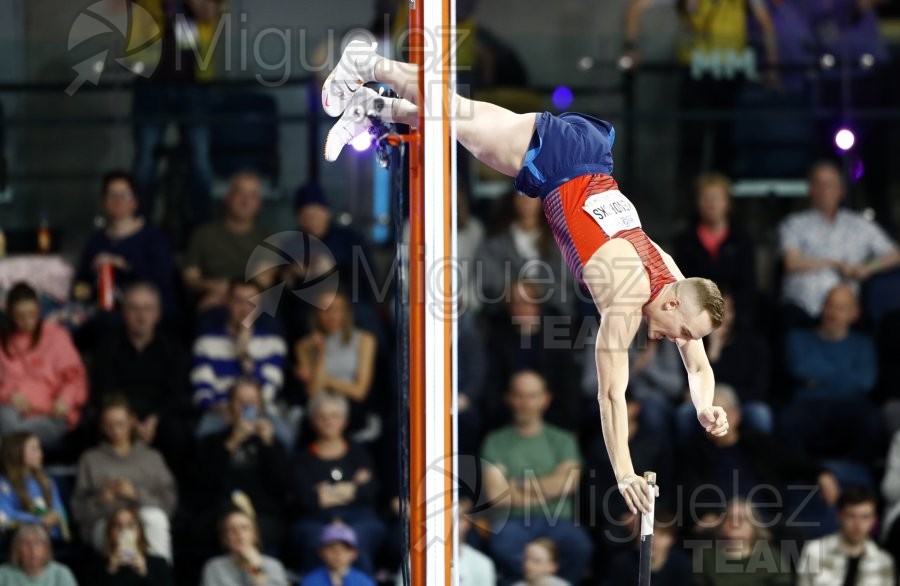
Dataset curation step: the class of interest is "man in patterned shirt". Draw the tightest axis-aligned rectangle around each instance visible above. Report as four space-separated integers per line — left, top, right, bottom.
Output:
780 161 900 320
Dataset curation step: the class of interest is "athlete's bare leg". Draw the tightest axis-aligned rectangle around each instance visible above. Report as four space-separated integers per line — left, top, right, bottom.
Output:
373 56 536 176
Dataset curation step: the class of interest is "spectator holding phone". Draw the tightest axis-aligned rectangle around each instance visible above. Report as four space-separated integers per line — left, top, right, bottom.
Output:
71 395 177 563
192 378 289 556
87 506 174 586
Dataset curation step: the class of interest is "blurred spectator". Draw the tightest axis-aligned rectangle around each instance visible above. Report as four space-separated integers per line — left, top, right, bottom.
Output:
0 433 70 543
679 385 840 520
881 430 900 565
695 499 792 585
779 161 900 321
512 538 570 586
87 506 174 586
764 0 817 93
607 512 693 586
192 279 290 446
476 191 575 317
804 0 888 67
484 280 580 432
623 0 779 182
808 0 893 221
300 523 375 586
295 291 376 440
481 371 591 585
780 285 883 463
182 173 270 311
673 173 756 322
290 183 378 316
585 390 675 522
131 0 221 226
73 171 177 318
0 524 77 586
878 309 900 435
92 283 189 468
200 508 289 586
0 283 88 449
192 378 289 556
798 488 895 585
676 293 772 440
71 395 176 562
401 186 486 314
457 310 487 455
290 393 384 574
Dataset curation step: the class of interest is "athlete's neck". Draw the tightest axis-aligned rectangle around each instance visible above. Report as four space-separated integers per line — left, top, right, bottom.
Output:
643 283 675 315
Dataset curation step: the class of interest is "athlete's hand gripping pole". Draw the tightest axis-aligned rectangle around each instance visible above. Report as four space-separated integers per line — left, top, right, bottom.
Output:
638 471 657 586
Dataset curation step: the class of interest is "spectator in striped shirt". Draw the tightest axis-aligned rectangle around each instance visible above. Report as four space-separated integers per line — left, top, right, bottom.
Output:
191 279 291 448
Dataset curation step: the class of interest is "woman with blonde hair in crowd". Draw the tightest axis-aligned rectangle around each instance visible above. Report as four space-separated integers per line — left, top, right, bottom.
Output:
295 291 377 439
0 432 70 543
0 524 77 585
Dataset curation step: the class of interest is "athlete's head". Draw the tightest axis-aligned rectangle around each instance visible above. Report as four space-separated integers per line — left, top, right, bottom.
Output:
645 277 724 343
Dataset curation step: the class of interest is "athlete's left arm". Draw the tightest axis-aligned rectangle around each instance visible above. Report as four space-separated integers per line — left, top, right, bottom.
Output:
677 339 728 437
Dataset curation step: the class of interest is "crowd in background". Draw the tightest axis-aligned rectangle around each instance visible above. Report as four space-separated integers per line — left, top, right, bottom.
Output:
0 159 897 585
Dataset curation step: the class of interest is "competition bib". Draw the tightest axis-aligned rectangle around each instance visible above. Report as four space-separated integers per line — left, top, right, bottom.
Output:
582 190 642 236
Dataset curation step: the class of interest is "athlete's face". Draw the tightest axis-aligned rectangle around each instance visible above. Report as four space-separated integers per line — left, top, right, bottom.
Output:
646 302 714 345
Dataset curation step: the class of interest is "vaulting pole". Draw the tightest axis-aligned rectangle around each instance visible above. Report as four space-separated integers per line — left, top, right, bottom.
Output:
408 0 457 582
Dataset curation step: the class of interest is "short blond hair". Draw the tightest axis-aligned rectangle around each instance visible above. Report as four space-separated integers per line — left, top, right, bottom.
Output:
695 172 732 199
679 278 725 328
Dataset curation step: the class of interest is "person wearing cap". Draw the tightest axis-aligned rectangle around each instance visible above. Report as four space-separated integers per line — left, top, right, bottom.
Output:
282 182 382 342
300 523 375 586
200 508 288 586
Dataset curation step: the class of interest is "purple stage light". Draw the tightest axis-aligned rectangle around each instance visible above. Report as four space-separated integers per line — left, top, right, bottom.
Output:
835 128 855 151
551 86 574 111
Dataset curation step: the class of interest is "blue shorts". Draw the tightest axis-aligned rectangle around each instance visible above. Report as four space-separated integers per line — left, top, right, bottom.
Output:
513 112 616 199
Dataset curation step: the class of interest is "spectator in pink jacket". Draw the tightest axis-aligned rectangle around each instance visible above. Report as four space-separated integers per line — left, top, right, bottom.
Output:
0 283 88 448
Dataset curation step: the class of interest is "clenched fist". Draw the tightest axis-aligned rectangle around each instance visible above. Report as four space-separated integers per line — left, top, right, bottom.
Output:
697 406 729 437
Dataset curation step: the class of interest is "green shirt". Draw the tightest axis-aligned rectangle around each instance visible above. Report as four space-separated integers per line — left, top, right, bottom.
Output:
184 221 270 281
0 562 78 586
481 424 582 520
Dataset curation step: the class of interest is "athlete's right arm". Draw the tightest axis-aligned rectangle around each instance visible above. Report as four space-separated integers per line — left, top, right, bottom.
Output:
595 308 652 514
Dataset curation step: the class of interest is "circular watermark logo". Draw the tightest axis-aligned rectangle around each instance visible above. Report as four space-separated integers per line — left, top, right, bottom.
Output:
242 232 340 327
67 0 163 95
